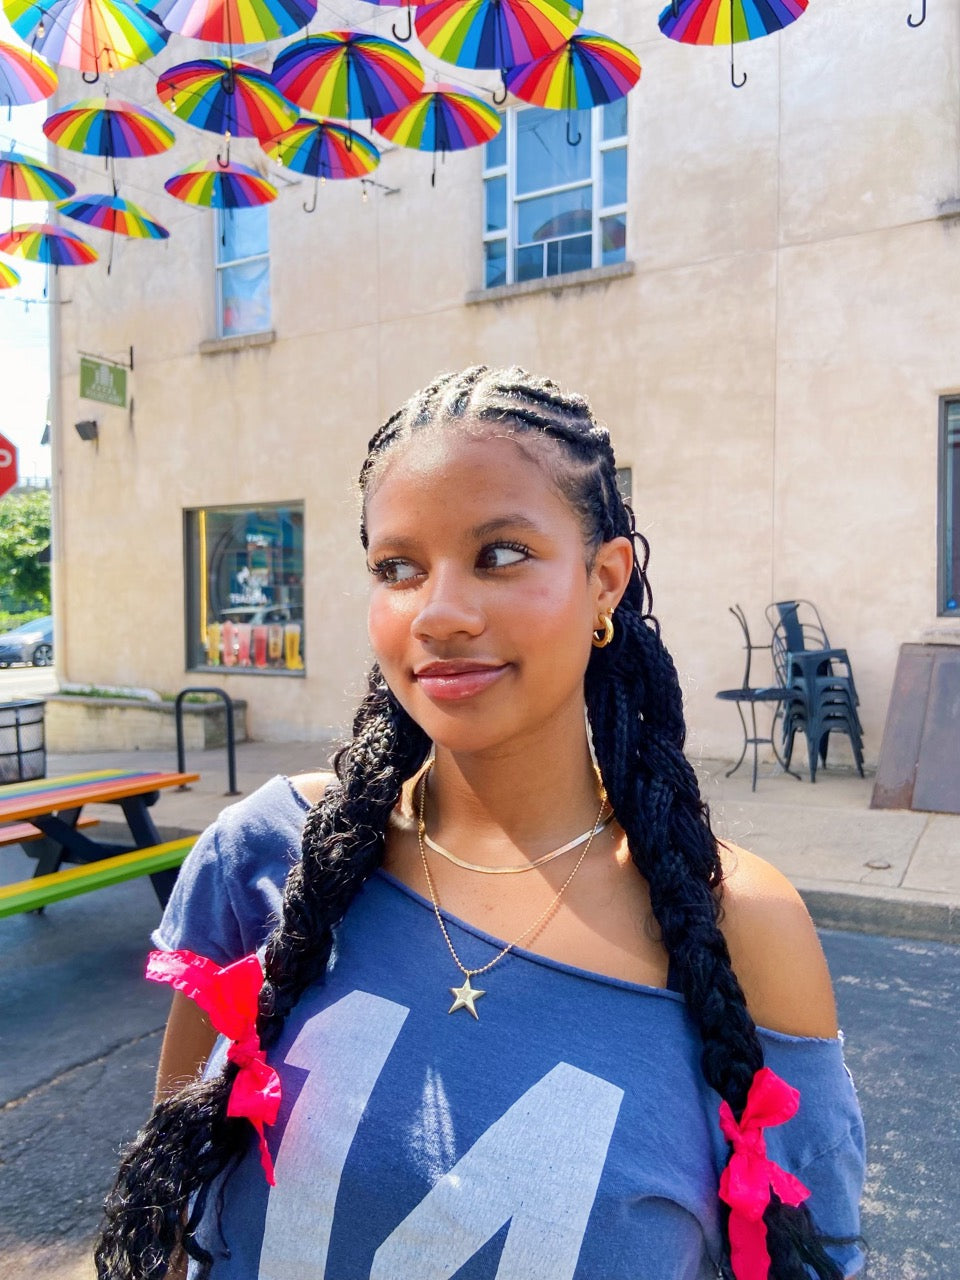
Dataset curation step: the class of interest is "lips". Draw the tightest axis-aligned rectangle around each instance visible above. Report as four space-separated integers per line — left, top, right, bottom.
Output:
414 660 509 702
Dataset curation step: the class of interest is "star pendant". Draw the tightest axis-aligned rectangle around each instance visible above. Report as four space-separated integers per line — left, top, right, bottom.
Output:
448 975 486 1019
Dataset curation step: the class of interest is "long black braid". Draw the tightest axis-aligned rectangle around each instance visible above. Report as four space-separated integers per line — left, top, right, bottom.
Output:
95 365 845 1279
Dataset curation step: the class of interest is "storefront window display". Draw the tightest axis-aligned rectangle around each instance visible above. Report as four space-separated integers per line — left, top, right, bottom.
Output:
185 503 304 673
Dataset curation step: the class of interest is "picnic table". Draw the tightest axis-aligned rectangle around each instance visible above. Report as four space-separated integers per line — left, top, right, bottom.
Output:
0 768 200 918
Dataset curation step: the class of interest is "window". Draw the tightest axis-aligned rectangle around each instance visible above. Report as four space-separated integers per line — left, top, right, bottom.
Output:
939 398 960 614
185 503 304 673
483 99 628 289
215 206 271 338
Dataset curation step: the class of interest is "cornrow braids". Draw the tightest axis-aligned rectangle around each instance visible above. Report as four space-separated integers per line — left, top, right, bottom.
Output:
357 363 844 1277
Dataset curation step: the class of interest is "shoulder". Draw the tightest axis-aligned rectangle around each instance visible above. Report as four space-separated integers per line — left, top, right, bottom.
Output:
287 769 336 808
715 842 838 1039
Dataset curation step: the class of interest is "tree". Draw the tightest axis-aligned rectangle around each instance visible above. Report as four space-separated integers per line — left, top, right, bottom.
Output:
0 489 51 614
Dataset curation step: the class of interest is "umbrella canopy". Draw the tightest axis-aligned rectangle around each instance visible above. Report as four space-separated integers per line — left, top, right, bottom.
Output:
44 97 175 158
164 159 277 207
658 0 808 86
270 32 424 121
143 0 317 44
0 260 20 285
3 0 169 75
374 83 501 185
58 193 170 238
262 117 380 180
504 29 640 110
0 39 57 108
0 149 75 200
0 220 97 264
413 0 582 73
157 58 299 145
374 83 500 152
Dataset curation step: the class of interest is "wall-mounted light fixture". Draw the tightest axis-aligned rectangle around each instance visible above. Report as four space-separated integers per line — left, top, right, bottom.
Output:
75 419 99 442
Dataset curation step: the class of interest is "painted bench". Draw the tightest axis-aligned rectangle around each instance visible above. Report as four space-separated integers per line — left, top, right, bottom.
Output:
0 835 197 918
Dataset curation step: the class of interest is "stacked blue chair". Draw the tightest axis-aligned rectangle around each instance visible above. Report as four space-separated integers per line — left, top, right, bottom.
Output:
765 600 864 782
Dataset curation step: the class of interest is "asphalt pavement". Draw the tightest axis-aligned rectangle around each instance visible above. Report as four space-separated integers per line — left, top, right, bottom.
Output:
1 730 958 1277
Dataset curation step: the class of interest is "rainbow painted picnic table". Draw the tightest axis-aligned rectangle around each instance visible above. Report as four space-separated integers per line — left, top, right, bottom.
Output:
0 768 199 914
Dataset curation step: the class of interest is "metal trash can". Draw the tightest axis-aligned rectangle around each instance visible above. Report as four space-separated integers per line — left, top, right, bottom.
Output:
0 699 46 783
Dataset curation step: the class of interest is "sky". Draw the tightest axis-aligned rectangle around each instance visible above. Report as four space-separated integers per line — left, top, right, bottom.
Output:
0 14 52 483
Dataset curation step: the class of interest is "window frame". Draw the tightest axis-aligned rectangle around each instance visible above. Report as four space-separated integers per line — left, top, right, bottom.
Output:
938 396 960 616
482 102 628 289
214 206 271 340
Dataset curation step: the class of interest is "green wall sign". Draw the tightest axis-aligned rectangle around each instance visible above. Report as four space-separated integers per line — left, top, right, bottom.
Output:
80 356 127 407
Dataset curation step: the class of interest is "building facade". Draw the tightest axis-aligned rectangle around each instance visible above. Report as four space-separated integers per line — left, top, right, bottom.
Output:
48 0 960 759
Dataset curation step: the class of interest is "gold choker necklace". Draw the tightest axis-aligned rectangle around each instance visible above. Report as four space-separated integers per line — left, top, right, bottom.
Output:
421 810 614 874
416 764 608 1019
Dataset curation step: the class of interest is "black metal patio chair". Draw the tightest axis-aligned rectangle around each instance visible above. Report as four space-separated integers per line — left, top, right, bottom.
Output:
715 605 800 791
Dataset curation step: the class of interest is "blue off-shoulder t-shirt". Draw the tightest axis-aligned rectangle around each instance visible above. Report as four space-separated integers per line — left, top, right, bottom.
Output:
155 779 866 1280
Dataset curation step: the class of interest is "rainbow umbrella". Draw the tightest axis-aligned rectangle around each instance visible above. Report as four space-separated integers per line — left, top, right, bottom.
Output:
0 39 57 112
44 97 175 158
504 29 639 144
58 193 169 238
164 160 277 208
374 85 500 184
262 116 378 209
270 32 424 122
3 0 169 77
658 0 808 88
158 59 298 162
414 0 582 91
0 260 20 285
0 220 97 264
0 150 75 201
142 0 316 44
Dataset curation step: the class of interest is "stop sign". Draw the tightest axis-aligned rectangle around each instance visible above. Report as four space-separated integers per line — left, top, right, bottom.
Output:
0 433 18 499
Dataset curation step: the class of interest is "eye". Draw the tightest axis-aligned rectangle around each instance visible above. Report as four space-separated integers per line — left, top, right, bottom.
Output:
477 542 530 570
368 557 421 585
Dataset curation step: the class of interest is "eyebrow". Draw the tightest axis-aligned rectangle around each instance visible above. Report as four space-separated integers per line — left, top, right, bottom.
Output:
368 514 544 553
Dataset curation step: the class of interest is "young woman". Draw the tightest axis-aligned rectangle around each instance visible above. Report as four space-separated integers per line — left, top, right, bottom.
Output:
97 366 864 1280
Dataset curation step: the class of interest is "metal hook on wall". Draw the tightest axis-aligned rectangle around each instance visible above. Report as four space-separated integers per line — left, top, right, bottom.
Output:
392 4 413 41
907 0 926 25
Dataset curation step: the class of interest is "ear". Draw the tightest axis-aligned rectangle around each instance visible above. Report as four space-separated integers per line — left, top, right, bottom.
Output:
590 536 634 615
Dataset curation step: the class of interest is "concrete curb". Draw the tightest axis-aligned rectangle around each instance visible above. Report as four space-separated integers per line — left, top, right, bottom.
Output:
799 884 960 945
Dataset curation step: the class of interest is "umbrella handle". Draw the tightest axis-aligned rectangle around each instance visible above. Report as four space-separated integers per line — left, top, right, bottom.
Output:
730 46 747 89
907 0 926 24
491 79 508 106
566 117 581 147
82 70 100 86
392 6 413 42
303 179 318 213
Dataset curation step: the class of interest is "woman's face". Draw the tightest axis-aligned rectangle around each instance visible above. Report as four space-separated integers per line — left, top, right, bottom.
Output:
364 428 631 758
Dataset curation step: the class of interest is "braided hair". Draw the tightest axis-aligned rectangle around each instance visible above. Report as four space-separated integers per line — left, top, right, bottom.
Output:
96 366 843 1280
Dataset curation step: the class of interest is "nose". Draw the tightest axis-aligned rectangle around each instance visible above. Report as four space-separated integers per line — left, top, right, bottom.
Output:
411 563 485 643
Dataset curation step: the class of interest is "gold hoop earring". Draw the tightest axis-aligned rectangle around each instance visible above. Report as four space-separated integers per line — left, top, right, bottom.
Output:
592 613 615 648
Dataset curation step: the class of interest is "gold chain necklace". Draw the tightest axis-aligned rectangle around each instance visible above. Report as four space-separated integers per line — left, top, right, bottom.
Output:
416 767 607 1019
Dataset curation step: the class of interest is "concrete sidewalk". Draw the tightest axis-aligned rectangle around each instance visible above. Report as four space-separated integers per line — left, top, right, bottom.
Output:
47 738 960 945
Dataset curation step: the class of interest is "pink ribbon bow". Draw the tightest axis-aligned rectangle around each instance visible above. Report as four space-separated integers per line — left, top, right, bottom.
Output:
717 1067 811 1280
146 948 281 1185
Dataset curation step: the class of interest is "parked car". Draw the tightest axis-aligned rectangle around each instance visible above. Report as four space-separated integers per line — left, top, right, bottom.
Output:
0 616 54 667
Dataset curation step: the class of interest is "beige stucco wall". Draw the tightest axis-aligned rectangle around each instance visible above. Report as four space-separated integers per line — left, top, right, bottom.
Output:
48 0 960 757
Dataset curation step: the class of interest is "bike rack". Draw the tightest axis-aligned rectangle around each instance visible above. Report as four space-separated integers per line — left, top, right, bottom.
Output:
174 687 241 796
